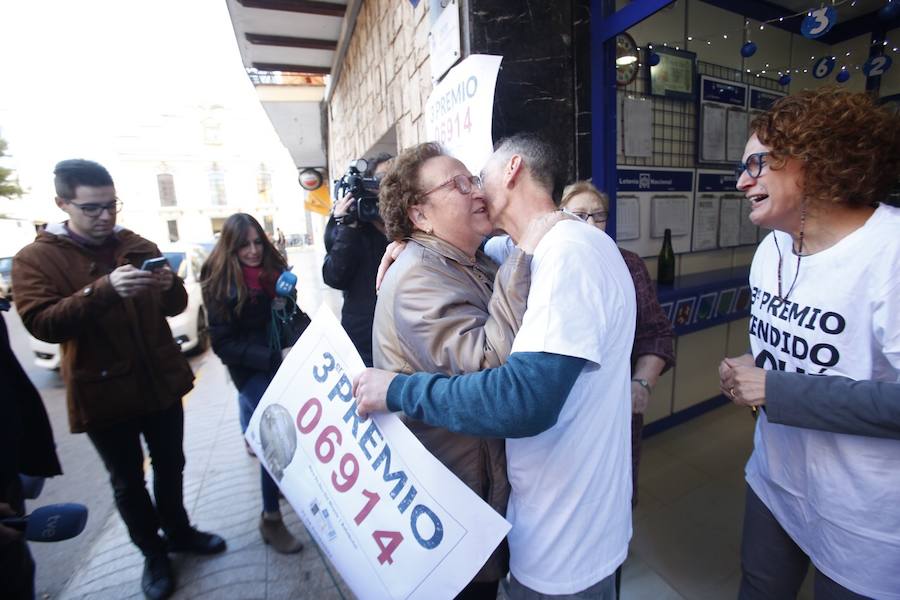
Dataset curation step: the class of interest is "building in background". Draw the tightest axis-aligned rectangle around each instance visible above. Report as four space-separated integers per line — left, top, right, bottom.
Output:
0 102 309 249
110 103 308 244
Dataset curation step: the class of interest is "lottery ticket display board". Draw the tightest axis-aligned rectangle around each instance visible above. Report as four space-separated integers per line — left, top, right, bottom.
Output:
245 306 511 600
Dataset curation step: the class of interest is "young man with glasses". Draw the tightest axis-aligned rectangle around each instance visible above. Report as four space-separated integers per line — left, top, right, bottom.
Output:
13 159 225 600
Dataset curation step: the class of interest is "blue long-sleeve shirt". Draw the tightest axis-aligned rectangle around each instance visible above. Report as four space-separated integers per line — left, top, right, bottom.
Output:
386 351 586 438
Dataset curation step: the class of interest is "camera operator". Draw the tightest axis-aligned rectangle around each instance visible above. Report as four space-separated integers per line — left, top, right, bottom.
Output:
322 154 392 366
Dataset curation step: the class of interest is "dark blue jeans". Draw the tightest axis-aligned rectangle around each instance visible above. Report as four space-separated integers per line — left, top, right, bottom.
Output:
238 373 279 514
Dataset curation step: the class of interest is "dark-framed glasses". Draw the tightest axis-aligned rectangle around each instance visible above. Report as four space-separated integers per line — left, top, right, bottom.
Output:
422 174 483 197
570 210 608 223
67 198 123 218
735 152 769 179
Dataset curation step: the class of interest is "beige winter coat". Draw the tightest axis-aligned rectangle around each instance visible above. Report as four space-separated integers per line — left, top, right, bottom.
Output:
372 232 531 582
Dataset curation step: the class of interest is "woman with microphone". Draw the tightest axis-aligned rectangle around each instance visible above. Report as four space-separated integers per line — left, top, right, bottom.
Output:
201 213 304 554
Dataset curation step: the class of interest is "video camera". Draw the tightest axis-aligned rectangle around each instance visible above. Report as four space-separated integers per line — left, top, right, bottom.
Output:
333 158 382 224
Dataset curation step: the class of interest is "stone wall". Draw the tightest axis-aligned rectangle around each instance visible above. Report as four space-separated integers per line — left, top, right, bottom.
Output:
327 0 433 179
328 0 581 195
467 0 577 199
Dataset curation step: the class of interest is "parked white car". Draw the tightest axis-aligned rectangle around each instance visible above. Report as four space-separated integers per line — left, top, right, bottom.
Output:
0 256 13 299
29 243 211 369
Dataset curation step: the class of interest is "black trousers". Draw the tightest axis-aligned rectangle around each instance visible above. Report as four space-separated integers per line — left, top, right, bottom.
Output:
739 485 871 600
0 477 35 600
87 401 191 557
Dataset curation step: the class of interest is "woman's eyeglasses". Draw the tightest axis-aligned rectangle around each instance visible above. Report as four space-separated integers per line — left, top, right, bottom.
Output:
422 174 483 197
570 210 608 224
735 152 769 179
66 199 123 218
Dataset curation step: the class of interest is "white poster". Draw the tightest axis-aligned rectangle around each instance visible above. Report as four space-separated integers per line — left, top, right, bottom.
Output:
701 104 726 162
719 196 742 247
425 54 503 174
737 194 759 244
246 306 511 600
616 167 695 258
616 194 640 241
623 97 653 158
726 109 749 162
651 195 692 237
692 194 720 251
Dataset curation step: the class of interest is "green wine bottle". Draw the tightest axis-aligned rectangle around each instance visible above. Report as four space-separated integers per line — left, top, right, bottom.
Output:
657 228 675 285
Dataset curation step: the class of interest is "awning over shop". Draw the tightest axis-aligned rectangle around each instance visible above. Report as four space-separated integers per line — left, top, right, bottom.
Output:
225 0 360 169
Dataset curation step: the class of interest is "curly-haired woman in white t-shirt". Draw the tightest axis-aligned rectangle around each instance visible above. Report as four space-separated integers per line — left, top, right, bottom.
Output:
720 88 900 600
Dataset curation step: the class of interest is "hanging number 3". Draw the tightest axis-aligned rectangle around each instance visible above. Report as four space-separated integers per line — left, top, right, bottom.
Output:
801 6 836 39
864 55 893 78
812 56 836 79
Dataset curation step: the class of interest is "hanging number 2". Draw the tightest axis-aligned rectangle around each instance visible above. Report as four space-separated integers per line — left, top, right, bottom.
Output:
864 55 893 78
801 6 837 39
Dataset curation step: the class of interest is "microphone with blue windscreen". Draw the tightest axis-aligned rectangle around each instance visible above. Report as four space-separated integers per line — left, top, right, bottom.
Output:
269 269 309 352
2 502 89 542
275 269 297 297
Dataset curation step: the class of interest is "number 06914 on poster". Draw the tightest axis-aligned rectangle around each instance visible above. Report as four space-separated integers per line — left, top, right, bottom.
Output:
245 306 511 600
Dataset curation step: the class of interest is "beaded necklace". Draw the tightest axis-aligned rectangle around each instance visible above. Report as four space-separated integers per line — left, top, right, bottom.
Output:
772 201 806 301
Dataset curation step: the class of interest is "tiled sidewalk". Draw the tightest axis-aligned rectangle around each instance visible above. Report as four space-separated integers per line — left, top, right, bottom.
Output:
58 355 353 600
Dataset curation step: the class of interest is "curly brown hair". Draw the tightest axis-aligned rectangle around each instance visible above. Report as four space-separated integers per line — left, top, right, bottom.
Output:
751 87 900 207
378 142 445 240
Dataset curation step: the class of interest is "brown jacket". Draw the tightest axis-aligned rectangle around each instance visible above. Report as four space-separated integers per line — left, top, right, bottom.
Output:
13 224 194 433
372 233 531 582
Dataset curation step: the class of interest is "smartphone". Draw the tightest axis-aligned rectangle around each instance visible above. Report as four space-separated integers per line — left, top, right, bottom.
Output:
140 257 169 272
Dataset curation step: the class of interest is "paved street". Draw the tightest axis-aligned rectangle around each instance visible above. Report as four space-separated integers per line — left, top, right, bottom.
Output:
7 245 347 599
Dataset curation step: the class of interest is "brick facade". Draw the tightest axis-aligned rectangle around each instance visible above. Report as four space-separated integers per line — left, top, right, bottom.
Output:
328 0 433 177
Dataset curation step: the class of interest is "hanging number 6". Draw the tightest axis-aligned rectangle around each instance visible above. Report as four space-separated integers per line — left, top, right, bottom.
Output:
812 56 835 79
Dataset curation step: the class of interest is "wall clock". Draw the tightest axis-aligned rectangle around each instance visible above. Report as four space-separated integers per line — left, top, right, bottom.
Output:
616 32 640 86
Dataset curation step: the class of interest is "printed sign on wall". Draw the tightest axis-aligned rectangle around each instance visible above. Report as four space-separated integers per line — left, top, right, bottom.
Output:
425 54 503 175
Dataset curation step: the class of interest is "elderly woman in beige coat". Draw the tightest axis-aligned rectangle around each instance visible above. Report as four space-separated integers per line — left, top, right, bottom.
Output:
373 142 553 599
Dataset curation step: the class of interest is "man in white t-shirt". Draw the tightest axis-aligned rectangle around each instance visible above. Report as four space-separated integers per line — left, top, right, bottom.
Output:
355 133 636 598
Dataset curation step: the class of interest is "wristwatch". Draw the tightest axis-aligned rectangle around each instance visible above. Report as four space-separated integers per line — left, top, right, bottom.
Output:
632 378 652 393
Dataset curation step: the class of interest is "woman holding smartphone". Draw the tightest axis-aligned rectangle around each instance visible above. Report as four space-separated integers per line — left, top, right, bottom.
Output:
201 213 303 554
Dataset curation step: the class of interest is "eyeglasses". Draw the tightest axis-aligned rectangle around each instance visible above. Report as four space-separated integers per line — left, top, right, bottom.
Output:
67 199 123 218
570 210 608 223
735 152 769 180
422 174 483 197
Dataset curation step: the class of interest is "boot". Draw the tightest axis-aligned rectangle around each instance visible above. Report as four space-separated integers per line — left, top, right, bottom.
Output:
141 553 175 600
259 512 303 554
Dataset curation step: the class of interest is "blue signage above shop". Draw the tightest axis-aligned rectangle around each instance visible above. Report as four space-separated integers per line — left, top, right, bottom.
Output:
617 169 694 192
698 172 738 191
750 88 784 112
701 76 747 107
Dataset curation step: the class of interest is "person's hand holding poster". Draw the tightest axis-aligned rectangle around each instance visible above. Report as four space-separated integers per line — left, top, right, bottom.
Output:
245 306 511 600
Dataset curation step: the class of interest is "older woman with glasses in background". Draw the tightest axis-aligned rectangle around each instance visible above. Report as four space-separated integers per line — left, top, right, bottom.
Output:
373 142 557 599
560 181 675 511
